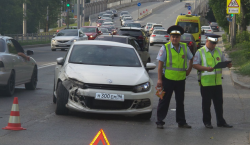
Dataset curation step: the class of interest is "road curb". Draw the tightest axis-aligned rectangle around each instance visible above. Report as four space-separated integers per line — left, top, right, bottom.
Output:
23 43 50 49
221 39 250 89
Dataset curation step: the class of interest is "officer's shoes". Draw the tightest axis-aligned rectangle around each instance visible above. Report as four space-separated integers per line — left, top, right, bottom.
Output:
217 123 233 128
157 124 164 129
205 124 213 129
178 123 192 128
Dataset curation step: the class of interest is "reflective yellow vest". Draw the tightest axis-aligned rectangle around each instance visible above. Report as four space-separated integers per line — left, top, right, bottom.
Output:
164 42 188 81
198 46 222 86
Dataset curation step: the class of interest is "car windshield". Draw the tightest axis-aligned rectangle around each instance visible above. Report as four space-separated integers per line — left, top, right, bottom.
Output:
103 14 110 17
102 27 112 31
69 45 141 67
121 12 128 15
153 31 168 35
154 27 164 30
178 22 199 33
112 10 117 12
109 26 115 29
125 23 141 27
57 30 78 36
118 30 142 37
96 36 127 43
102 23 110 25
202 26 211 29
106 12 112 14
181 34 193 41
97 20 105 23
125 18 132 20
101 28 109 33
0 39 5 52
154 25 162 28
80 27 96 33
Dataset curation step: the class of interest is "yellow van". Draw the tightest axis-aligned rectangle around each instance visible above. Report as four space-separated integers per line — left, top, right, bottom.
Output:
175 14 201 48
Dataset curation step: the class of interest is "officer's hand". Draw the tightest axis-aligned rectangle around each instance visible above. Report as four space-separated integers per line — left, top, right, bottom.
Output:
186 70 191 76
227 63 232 68
206 67 214 72
157 79 163 89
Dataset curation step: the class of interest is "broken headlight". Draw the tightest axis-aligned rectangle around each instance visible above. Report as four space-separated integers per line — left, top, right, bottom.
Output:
69 78 84 88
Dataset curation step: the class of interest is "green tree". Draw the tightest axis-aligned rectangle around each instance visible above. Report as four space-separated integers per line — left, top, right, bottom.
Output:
237 0 250 31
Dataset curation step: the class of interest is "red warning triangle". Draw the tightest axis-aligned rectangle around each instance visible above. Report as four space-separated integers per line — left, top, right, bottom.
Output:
90 129 110 145
228 0 239 7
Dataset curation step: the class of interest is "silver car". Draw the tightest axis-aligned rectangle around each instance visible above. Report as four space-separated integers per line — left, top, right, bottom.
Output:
144 23 156 32
53 40 156 119
150 30 169 46
0 36 37 96
100 28 110 35
149 24 163 35
122 17 134 26
51 29 87 51
119 11 129 20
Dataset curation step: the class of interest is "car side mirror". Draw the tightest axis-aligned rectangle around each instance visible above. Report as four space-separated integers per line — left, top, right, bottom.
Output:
57 57 64 65
26 50 34 55
146 63 156 70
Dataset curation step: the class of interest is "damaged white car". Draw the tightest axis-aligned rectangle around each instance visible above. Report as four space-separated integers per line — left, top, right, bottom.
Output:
53 41 156 119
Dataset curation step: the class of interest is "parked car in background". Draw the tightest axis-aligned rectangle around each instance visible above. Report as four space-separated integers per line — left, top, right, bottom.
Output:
180 33 198 55
149 24 163 35
201 26 213 33
0 36 37 96
144 22 156 32
51 29 87 51
80 26 102 40
111 9 118 17
123 22 141 28
118 27 149 52
210 22 219 32
119 11 129 20
95 35 151 67
150 30 169 46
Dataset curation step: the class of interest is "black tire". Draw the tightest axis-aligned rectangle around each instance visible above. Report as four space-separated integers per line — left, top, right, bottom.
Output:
150 43 153 46
25 66 38 90
138 111 152 120
4 71 15 96
55 81 69 115
51 49 56 51
53 81 57 104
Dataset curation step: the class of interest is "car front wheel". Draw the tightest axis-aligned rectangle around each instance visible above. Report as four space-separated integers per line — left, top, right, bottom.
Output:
25 66 38 90
55 81 69 115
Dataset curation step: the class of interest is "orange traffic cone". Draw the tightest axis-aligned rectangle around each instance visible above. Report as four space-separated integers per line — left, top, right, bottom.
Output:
2 97 26 131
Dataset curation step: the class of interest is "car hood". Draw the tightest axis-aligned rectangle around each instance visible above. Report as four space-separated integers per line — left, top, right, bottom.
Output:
84 33 97 36
53 36 78 40
65 63 149 85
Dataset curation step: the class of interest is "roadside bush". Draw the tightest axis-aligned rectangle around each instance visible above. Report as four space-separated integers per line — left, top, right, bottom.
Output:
238 62 250 76
222 34 227 43
236 31 250 43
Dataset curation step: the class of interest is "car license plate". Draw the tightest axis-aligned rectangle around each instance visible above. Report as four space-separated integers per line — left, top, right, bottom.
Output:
157 39 163 42
59 44 67 46
95 93 124 101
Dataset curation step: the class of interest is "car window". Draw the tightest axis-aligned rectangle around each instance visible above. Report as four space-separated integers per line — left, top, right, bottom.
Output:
134 40 142 51
100 28 109 33
6 39 17 54
118 30 142 37
178 22 199 33
57 30 78 36
153 31 168 35
10 39 24 53
153 25 162 28
125 23 141 27
0 39 6 52
96 36 127 43
80 27 96 33
69 45 141 67
202 26 211 29
97 20 105 23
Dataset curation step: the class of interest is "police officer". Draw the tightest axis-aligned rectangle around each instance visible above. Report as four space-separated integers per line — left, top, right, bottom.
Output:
193 34 233 129
156 25 193 129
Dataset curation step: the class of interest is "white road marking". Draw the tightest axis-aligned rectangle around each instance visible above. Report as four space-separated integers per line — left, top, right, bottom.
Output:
38 62 57 69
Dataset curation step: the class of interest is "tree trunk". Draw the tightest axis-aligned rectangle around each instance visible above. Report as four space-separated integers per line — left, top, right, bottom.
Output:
240 1 247 32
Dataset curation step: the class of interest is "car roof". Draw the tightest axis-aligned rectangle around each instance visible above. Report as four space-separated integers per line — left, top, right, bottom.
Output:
74 40 134 48
153 24 162 26
120 27 142 30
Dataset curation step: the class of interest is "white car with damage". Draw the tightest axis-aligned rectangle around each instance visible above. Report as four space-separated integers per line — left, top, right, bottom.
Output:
53 41 156 119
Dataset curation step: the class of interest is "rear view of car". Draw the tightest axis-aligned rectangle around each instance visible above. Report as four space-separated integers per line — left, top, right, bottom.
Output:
149 24 162 35
180 33 197 55
201 26 213 33
144 23 156 32
150 30 169 46
210 22 219 32
124 23 141 28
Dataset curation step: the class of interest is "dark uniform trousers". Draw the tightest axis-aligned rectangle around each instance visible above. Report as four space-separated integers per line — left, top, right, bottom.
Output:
200 85 226 125
156 76 186 125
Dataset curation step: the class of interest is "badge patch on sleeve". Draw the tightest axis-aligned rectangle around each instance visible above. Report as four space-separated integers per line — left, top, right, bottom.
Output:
216 57 220 61
159 50 163 56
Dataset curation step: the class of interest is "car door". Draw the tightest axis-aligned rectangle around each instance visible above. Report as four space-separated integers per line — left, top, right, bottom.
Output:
11 39 33 82
6 39 24 84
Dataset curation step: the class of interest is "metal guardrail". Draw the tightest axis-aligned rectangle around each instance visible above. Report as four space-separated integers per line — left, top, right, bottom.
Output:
3 33 54 42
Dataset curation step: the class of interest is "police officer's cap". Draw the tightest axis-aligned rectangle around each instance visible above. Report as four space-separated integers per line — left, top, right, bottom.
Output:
205 33 221 44
167 25 184 35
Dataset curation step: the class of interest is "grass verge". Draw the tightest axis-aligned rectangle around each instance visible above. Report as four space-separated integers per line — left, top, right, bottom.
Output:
223 33 250 76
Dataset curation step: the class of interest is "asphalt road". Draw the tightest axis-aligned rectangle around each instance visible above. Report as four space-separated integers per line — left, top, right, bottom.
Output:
1 1 250 145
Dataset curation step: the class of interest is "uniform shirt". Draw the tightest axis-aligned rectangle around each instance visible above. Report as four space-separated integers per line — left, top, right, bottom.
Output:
156 42 194 73
193 45 227 65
